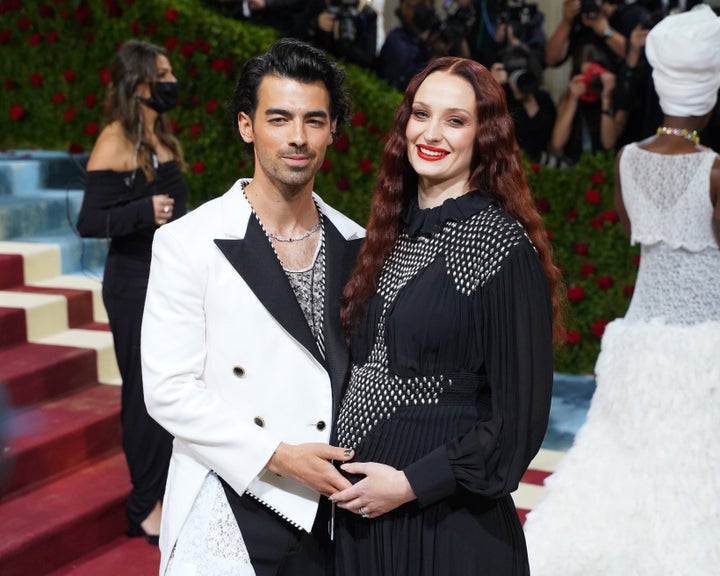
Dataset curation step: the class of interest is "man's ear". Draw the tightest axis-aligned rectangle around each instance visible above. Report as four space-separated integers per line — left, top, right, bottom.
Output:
238 112 254 144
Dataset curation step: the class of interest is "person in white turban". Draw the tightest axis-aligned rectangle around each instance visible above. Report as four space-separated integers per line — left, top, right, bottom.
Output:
523 4 720 576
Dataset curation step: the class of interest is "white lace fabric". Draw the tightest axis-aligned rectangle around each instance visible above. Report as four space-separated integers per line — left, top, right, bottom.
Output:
620 144 720 324
165 472 255 576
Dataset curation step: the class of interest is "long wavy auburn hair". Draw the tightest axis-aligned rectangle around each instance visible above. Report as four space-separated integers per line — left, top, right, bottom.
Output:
340 57 565 342
105 40 186 180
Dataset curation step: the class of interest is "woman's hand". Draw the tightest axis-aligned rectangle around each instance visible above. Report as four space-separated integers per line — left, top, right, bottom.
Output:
330 462 416 519
153 194 174 226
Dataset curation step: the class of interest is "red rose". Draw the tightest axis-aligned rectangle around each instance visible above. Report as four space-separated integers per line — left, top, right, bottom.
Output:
84 122 99 136
601 209 619 224
5 78 16 90
566 330 582 345
358 159 373 173
351 111 367 126
52 92 65 105
590 217 603 230
46 30 58 43
205 100 218 113
168 119 181 134
38 5 54 17
181 42 195 59
166 8 179 22
530 163 541 173
84 93 97 108
105 0 122 18
623 285 634 298
633 254 641 267
198 41 211 54
565 208 578 222
9 104 26 120
597 275 613 290
0 30 12 44
211 58 231 73
64 108 77 122
29 32 43 46
546 229 554 241
189 67 199 78
333 133 349 152
63 69 76 82
30 72 43 87
320 159 331 174
145 23 158 34
336 177 349 191
591 320 608 339
100 67 111 85
535 197 550 213
190 123 203 138
367 125 380 136
166 37 179 52
585 189 601 205
573 242 588 256
74 4 91 23
567 286 585 303
591 170 605 186
86 31 95 43
17 18 32 31
129 20 140 35
190 95 200 106
580 262 596 278
68 143 85 154
192 160 205 174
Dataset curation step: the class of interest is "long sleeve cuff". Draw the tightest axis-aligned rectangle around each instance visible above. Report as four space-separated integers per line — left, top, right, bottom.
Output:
403 445 457 508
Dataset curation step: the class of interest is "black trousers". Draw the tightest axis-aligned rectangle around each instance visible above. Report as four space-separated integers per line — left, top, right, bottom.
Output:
103 261 172 529
221 479 334 576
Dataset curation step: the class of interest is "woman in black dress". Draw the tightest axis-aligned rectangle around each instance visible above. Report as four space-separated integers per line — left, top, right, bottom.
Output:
76 40 188 544
332 57 563 575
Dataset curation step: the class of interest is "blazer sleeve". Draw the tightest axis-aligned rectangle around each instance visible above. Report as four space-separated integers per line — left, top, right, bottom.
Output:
141 223 281 494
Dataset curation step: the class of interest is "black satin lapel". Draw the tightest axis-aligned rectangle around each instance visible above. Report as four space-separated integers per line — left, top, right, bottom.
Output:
214 217 325 367
322 217 364 410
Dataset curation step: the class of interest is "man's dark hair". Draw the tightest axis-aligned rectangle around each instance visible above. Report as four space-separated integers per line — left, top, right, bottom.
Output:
229 37 352 155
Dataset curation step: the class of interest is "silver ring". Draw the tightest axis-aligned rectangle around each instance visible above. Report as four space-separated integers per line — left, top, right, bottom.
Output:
359 507 368 518
163 205 170 213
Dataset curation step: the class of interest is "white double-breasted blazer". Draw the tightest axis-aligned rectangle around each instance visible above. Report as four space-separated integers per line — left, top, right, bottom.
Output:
141 179 365 573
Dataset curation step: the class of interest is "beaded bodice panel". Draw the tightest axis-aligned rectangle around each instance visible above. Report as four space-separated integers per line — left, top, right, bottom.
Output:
620 144 720 324
336 201 529 449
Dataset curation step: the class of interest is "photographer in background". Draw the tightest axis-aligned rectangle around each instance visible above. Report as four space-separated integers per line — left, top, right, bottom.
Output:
376 0 472 91
490 45 556 162
545 44 619 166
294 0 379 69
466 0 547 70
205 0 306 35
545 0 650 73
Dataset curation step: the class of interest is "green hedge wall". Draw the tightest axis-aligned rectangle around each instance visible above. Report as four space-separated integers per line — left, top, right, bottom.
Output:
0 0 638 374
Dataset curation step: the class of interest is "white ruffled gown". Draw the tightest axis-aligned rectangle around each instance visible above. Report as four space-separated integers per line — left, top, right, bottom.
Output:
523 143 720 575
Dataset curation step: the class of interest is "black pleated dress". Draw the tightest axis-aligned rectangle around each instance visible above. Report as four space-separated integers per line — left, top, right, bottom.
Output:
334 190 554 576
76 161 187 529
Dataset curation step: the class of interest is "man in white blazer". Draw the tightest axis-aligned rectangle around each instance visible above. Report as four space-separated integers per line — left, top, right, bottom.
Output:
141 38 366 576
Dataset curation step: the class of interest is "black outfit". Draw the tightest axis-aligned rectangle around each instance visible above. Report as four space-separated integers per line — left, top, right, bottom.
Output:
76 161 188 530
335 191 554 575
506 89 556 162
376 25 435 92
561 3 650 73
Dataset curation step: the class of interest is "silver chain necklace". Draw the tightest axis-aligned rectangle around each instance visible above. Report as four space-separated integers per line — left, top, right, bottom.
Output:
266 220 321 243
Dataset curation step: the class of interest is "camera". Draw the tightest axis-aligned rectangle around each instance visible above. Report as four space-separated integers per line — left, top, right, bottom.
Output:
499 1 538 27
327 0 361 46
580 0 601 19
506 64 539 95
438 1 476 54
578 62 608 103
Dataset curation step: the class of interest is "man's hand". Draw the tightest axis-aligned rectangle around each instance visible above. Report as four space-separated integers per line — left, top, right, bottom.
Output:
267 442 354 496
329 462 416 519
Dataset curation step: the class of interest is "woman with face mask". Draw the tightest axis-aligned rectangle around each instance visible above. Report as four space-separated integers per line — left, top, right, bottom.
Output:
76 39 188 545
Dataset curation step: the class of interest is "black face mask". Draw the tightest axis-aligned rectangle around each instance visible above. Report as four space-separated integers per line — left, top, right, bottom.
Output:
138 81 179 114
